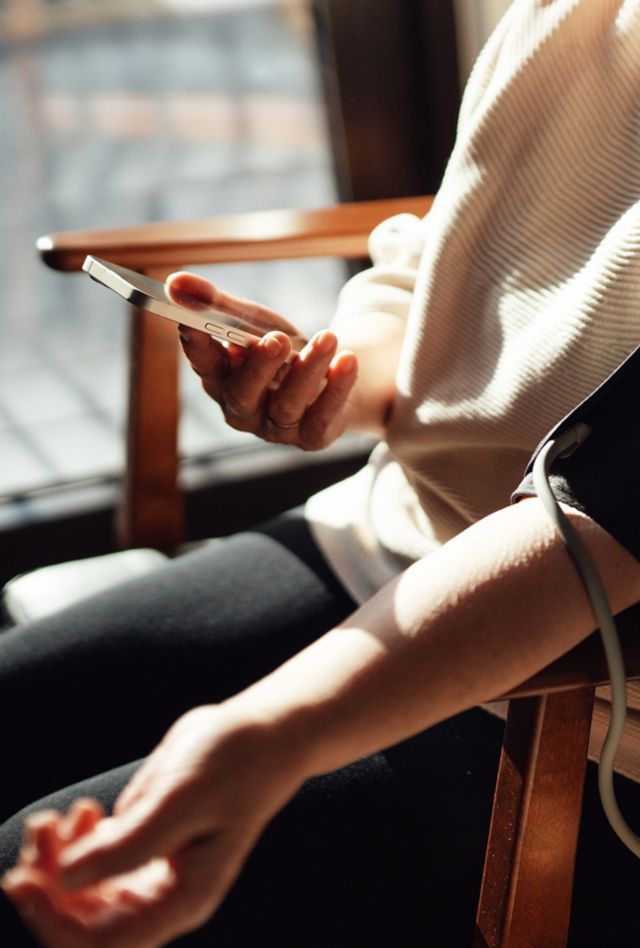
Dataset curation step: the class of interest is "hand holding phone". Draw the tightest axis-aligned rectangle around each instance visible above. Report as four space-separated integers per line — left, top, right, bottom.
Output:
83 256 306 359
84 257 358 449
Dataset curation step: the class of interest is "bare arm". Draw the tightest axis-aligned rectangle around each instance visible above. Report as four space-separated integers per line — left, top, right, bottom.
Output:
7 499 639 947
226 498 640 776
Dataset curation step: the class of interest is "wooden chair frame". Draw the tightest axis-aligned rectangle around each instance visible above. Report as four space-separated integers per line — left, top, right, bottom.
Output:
38 195 640 947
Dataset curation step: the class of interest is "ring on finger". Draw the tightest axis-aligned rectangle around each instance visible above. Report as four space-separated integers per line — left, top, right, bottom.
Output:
267 413 302 430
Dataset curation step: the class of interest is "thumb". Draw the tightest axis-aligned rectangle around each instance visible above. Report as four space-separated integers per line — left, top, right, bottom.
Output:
58 797 201 891
166 272 217 311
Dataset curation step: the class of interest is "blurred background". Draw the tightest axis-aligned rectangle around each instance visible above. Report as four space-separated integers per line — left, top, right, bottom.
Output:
0 0 509 574
1 0 343 502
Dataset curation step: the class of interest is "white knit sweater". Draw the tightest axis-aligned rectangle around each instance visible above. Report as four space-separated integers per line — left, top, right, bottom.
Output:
307 0 640 778
308 0 640 598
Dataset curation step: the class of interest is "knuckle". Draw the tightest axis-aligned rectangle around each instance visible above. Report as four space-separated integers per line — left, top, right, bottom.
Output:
300 414 328 449
221 391 252 420
267 399 302 427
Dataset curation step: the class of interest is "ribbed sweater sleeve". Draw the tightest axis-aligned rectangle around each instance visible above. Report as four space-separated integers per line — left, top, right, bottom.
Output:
307 0 640 604
331 212 428 326
387 0 640 541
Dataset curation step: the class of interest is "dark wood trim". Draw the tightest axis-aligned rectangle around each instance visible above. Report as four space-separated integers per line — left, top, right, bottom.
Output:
117 287 184 552
475 689 595 948
313 0 460 202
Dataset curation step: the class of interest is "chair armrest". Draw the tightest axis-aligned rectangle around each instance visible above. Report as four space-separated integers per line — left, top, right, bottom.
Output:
37 196 434 272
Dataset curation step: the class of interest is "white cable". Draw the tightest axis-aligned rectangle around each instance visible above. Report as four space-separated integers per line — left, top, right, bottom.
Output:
532 426 640 857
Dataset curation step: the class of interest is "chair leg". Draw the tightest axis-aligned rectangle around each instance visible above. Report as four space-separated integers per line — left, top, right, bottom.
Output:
475 687 595 948
118 281 184 552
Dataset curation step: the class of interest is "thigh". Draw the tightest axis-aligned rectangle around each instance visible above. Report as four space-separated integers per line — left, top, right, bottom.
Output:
0 511 355 820
0 709 506 947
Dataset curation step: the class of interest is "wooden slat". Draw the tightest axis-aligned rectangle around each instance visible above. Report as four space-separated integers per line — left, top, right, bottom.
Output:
116 267 184 552
475 688 595 948
316 1 459 202
36 196 434 272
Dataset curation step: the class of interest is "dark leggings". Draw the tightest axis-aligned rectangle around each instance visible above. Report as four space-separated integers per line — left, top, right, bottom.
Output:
0 511 639 946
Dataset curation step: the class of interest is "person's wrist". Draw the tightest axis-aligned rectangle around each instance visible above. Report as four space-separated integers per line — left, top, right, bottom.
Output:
220 692 319 791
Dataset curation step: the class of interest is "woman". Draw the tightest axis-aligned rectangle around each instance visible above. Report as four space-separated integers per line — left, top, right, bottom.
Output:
4 1 640 944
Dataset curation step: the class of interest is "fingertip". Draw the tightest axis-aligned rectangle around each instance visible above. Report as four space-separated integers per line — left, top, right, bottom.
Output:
166 272 215 309
309 330 337 358
24 810 60 834
22 811 63 865
166 271 210 293
331 350 358 376
69 798 104 821
339 348 357 367
1 866 25 894
1 867 49 906
259 331 290 360
63 798 103 841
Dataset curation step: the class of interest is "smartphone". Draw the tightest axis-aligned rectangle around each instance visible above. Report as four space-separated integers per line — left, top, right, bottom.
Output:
82 255 305 358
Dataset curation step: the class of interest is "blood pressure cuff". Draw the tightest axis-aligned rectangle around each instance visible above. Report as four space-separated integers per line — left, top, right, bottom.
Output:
512 342 640 562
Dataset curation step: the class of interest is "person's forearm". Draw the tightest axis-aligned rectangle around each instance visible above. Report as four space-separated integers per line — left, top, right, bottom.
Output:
227 499 640 781
333 312 406 436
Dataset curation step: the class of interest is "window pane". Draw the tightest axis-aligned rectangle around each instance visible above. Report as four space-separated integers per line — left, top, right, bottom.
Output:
0 0 344 502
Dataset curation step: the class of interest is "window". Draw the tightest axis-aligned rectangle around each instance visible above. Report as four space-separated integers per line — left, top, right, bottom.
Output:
0 0 345 511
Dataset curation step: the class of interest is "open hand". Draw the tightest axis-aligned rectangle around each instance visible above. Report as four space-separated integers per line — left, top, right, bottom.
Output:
2 705 305 948
168 272 358 450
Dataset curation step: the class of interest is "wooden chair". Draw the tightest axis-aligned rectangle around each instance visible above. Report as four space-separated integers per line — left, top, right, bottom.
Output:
37 195 640 947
